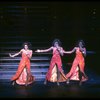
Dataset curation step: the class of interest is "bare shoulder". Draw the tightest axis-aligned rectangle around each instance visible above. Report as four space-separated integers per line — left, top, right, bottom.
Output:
50 46 53 49
74 47 77 50
21 49 24 52
29 50 33 53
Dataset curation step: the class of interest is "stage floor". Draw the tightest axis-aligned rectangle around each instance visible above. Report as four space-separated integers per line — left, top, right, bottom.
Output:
0 78 100 98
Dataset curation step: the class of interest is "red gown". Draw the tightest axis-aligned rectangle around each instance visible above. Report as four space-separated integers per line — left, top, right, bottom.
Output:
46 47 67 82
66 48 88 82
11 52 35 85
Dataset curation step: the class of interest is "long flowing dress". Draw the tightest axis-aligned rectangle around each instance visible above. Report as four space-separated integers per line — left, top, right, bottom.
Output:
66 48 88 82
11 52 35 85
46 47 67 82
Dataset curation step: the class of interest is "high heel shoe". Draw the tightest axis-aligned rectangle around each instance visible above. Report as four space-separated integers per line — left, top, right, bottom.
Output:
12 81 15 86
66 78 70 84
44 80 47 85
57 82 60 86
25 83 28 86
79 81 82 86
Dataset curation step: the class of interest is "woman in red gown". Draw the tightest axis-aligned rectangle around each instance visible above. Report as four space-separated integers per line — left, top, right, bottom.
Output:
35 39 67 85
9 42 35 86
64 40 88 85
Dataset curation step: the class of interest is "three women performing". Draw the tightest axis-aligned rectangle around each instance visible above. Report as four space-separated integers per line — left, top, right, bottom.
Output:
9 39 88 86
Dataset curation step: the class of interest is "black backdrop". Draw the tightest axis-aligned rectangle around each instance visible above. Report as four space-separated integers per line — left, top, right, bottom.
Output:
0 1 100 75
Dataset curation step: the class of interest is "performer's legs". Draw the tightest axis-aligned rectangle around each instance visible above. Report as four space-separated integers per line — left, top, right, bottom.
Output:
44 62 55 85
11 63 25 81
56 64 60 86
44 73 48 85
11 66 25 85
25 62 31 86
44 72 50 85
26 61 31 75
78 65 83 86
79 63 88 79
79 62 88 85
25 67 28 86
66 60 78 84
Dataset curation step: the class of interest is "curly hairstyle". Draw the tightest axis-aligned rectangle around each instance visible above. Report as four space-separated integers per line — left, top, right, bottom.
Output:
22 42 32 49
52 38 62 47
76 39 85 47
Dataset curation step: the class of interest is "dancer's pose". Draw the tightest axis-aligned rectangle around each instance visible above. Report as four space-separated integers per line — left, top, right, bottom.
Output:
9 42 35 86
35 39 67 85
64 40 88 85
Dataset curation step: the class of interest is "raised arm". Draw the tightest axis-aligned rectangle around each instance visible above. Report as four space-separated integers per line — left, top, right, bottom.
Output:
9 49 22 58
63 47 76 54
35 47 53 53
81 48 86 57
26 50 33 59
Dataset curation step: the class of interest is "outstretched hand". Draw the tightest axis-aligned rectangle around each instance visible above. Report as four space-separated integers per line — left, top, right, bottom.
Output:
35 49 40 53
9 53 14 57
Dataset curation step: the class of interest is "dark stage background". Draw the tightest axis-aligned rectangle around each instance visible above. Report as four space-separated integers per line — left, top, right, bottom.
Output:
0 1 100 98
0 1 100 81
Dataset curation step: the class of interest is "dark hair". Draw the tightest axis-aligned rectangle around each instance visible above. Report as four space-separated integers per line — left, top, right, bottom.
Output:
76 39 85 47
22 42 32 49
52 39 62 46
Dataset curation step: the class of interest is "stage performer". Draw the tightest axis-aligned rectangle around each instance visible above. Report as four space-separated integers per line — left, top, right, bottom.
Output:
64 40 88 85
9 42 35 86
35 39 67 86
